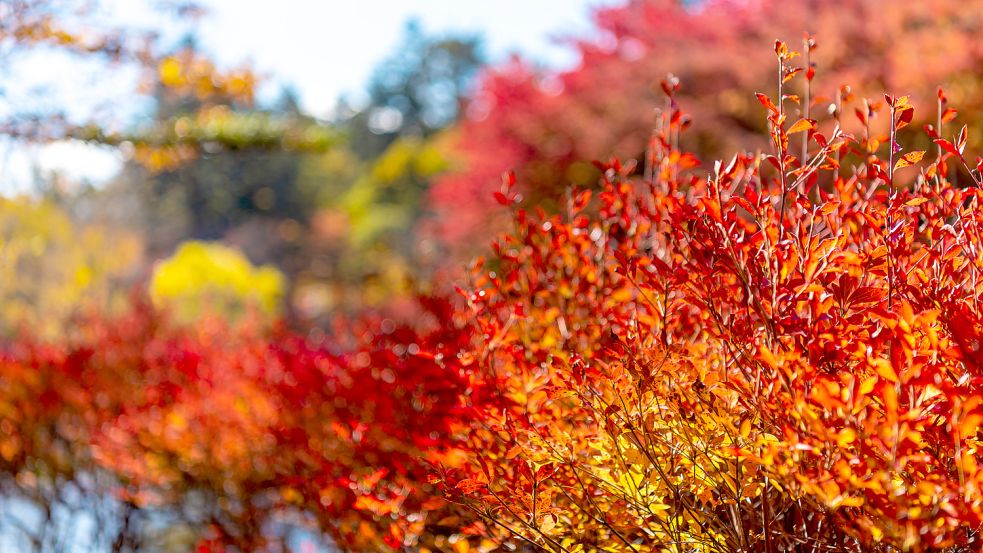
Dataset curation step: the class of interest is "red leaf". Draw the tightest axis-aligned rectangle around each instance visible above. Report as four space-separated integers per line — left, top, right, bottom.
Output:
854 107 867 125
732 197 756 214
942 107 958 124
895 106 914 131
504 171 517 189
935 139 960 158
764 155 782 171
756 93 778 114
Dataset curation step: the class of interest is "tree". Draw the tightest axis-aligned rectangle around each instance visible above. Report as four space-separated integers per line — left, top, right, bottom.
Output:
288 23 486 317
428 0 983 253
11 3 983 552
1 1 334 178
0 195 141 338
345 20 484 160
96 40 336 305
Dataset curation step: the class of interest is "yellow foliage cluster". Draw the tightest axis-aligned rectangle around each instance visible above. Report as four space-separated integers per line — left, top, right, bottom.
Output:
157 52 256 106
149 241 284 322
340 136 449 246
0 196 141 338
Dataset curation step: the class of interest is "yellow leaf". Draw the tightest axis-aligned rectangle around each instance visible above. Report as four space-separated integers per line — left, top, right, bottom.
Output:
858 377 877 397
539 515 557 534
158 57 184 87
739 418 752 439
835 428 856 447
874 360 899 384
894 150 925 170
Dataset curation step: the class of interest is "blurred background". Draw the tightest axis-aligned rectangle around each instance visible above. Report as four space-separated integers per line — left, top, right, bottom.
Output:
0 0 617 338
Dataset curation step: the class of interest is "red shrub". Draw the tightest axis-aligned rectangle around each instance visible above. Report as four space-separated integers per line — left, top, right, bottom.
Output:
428 0 983 253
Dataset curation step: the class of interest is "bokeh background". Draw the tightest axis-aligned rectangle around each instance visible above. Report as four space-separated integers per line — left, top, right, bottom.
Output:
1 0 618 336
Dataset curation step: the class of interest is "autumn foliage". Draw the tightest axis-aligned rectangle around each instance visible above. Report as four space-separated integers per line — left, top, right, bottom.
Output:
0 294 485 551
8 1 983 551
428 41 983 550
9 44 983 549
428 0 983 251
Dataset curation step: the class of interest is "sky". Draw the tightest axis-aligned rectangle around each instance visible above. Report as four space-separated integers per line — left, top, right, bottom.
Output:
1 0 620 192
191 0 618 117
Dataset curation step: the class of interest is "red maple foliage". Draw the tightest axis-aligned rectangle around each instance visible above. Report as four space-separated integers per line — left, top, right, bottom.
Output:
427 0 983 253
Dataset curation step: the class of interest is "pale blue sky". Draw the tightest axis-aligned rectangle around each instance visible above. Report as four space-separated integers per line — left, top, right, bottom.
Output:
1 0 619 191
189 0 619 117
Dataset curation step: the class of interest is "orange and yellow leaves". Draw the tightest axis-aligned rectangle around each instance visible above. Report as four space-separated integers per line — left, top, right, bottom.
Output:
157 52 256 105
894 150 926 170
441 59 983 549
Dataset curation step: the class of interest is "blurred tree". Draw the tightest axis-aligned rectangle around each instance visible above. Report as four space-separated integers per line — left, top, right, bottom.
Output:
345 20 484 159
290 23 486 317
0 1 334 176
428 0 983 252
292 134 453 317
0 0 165 141
103 39 335 271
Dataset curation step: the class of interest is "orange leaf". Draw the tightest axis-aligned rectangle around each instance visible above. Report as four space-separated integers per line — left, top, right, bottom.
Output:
874 361 899 384
787 118 817 134
894 150 925 170
782 67 803 83
819 201 839 215
942 107 958 124
756 93 778 114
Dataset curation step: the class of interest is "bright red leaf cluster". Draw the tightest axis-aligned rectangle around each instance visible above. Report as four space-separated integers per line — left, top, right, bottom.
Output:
427 0 983 253
433 47 983 551
0 297 483 551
